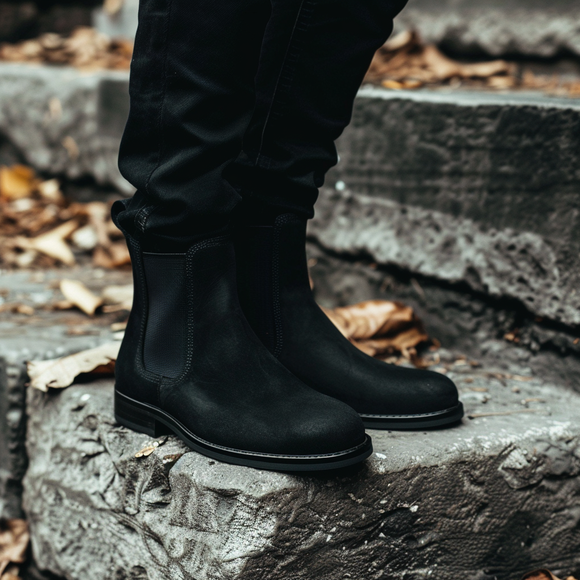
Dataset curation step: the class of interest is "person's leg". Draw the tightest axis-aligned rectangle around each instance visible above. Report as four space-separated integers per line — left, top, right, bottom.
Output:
231 0 464 428
116 0 269 250
227 0 408 217
113 0 371 470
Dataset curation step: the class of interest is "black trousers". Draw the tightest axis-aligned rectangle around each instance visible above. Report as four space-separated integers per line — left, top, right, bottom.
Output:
116 0 408 249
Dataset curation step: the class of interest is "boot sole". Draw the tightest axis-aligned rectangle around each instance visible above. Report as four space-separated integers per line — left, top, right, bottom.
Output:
115 390 373 472
360 402 464 430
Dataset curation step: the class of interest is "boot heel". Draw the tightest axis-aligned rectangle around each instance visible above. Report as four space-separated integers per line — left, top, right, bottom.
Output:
115 391 171 438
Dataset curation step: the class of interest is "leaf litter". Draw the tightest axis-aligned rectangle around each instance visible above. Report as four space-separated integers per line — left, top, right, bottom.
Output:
365 30 580 98
0 519 29 580
27 342 120 392
522 570 578 580
0 26 578 97
25 297 430 393
0 27 132 71
0 164 129 270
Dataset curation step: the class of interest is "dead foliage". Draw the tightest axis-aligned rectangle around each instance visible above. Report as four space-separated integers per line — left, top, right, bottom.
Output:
0 164 129 270
522 570 578 580
0 27 132 71
0 519 28 580
365 30 580 98
27 341 119 391
0 25 577 97
317 300 428 360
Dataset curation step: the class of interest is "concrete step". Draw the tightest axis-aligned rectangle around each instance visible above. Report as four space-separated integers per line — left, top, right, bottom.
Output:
0 260 578 578
23 370 580 580
0 63 130 194
312 87 580 332
0 62 577 366
0 266 130 518
2 63 579 336
396 0 580 58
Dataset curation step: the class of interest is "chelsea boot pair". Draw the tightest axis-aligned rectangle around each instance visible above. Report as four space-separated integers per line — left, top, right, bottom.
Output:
114 211 462 472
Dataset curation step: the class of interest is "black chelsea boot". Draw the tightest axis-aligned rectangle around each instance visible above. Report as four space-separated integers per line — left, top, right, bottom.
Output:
234 213 464 430
113 225 372 471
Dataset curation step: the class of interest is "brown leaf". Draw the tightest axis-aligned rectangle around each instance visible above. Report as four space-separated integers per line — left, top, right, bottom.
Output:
59 279 103 316
521 571 560 580
93 242 131 268
15 220 79 265
27 341 120 391
0 166 37 200
0 519 28 577
0 303 34 316
324 300 428 359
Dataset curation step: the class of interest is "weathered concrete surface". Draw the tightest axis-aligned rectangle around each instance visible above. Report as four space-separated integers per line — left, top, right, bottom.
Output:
24 367 580 580
313 88 580 329
397 0 580 58
0 63 131 193
0 266 130 518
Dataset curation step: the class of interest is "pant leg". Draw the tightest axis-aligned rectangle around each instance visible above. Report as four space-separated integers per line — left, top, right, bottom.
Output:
116 0 270 249
227 0 408 220
116 0 408 248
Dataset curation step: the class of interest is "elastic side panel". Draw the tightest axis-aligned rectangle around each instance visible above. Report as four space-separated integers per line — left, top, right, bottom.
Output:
142 253 187 378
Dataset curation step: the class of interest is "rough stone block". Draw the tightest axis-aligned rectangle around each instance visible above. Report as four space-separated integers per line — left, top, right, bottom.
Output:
0 267 129 518
313 88 580 328
397 0 580 58
24 370 580 580
0 63 131 193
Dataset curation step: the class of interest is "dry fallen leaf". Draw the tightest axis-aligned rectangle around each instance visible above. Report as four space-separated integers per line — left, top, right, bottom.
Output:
15 220 79 265
60 279 102 316
0 519 29 577
0 165 37 200
135 436 168 458
101 284 133 312
522 571 559 580
36 179 63 203
27 342 120 391
365 29 580 98
324 300 428 359
0 303 34 316
0 27 133 71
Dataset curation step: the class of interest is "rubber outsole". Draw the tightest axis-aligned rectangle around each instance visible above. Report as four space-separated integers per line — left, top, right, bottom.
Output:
115 390 373 472
360 402 464 430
